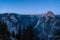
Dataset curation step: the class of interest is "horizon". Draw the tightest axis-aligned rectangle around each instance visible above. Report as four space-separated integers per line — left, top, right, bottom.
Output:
0 0 60 15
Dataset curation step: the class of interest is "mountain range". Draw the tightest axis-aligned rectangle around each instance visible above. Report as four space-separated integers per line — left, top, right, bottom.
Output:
0 11 60 40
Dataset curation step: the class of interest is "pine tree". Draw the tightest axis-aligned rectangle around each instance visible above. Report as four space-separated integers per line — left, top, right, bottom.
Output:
16 23 21 40
23 24 34 40
0 21 8 40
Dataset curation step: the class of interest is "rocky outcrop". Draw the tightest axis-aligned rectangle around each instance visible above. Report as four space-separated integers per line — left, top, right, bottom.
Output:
34 11 60 40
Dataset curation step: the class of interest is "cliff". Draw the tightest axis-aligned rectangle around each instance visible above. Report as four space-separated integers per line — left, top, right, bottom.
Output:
0 11 60 40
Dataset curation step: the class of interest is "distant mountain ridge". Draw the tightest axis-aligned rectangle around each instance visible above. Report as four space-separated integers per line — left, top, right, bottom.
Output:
0 11 60 40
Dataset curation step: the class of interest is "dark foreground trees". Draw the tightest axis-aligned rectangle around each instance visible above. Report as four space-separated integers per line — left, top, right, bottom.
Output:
23 25 34 40
0 21 10 40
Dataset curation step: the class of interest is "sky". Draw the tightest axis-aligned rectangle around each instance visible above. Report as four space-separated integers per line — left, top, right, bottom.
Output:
0 0 60 15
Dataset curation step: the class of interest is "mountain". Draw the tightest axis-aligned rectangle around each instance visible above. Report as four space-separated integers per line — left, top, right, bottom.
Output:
34 11 60 40
0 13 39 40
0 11 60 40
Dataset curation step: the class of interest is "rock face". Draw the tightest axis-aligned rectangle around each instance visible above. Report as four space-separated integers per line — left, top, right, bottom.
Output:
34 11 60 40
0 11 60 40
0 13 38 40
